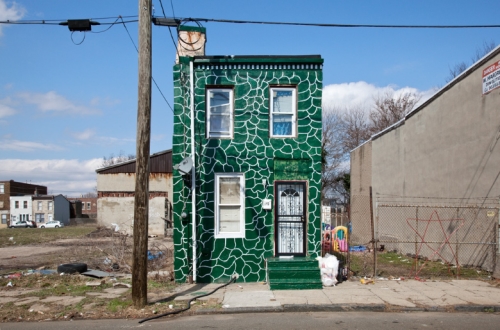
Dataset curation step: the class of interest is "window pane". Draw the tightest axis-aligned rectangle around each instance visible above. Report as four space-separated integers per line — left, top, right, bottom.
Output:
210 114 230 133
273 114 293 136
219 177 241 204
272 90 293 113
210 91 230 109
219 206 241 232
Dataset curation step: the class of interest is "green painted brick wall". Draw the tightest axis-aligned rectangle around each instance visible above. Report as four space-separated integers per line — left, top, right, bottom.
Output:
173 57 323 283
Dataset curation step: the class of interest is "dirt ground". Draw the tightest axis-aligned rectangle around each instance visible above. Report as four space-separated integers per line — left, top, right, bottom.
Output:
1 228 173 274
0 228 180 322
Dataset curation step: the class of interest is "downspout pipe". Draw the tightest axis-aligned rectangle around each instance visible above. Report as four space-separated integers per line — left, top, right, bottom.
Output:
189 60 197 282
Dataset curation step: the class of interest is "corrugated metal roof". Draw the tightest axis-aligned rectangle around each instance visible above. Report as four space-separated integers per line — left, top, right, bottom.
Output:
96 149 172 174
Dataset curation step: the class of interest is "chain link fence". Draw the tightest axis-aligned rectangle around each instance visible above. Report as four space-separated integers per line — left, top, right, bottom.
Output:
375 202 499 279
347 195 499 279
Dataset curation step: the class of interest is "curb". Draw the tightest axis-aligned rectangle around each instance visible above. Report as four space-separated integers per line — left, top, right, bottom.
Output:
195 304 500 315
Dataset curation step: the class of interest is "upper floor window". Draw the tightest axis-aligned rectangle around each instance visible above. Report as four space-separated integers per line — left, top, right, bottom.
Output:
270 87 296 137
23 201 28 209
48 201 53 211
0 184 4 193
87 202 91 210
38 201 42 211
214 173 245 239
207 88 233 138
15 201 19 209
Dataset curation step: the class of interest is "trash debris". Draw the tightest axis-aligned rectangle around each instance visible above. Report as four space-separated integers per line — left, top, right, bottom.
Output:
111 223 120 232
360 278 374 285
103 257 111 265
147 251 164 260
113 282 131 288
169 304 173 309
6 281 13 287
317 253 339 287
81 269 113 278
222 304 230 308
86 280 104 287
9 237 13 241
7 273 22 279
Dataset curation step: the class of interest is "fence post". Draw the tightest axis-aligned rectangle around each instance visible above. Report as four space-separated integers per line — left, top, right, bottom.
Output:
415 206 419 274
369 187 377 277
456 207 460 279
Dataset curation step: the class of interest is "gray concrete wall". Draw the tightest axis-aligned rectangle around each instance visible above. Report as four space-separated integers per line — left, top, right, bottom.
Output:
97 173 172 194
97 197 166 236
350 141 373 245
363 51 500 271
97 172 173 236
372 52 500 202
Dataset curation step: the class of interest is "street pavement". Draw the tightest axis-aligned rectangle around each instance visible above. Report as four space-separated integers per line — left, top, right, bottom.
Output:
170 278 500 314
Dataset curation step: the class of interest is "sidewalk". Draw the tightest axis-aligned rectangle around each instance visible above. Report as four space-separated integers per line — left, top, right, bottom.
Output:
170 279 500 314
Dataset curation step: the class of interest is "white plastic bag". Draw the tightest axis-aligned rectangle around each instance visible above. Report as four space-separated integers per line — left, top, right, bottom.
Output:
317 254 339 286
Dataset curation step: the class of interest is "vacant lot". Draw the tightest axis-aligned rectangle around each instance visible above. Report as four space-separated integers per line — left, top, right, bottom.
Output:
0 226 173 275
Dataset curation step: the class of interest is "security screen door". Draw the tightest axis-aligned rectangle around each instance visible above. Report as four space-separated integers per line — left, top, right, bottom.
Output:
275 182 306 256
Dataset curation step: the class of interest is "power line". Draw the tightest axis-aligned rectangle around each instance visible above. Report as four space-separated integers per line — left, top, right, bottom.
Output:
181 17 500 29
119 17 174 113
3 16 500 29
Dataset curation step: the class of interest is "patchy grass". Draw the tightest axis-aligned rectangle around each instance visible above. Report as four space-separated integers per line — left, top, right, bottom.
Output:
107 298 133 312
0 226 97 247
349 251 493 280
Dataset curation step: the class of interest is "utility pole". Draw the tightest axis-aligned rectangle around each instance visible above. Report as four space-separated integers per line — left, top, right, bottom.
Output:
132 0 152 308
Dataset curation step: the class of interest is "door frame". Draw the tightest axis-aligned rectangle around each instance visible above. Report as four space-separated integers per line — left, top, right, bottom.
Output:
274 180 307 257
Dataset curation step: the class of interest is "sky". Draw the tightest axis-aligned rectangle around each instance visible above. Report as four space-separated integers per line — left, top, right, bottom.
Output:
0 0 499 196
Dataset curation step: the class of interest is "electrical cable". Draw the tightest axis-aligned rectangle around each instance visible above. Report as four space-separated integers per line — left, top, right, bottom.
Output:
3 16 500 29
70 31 86 45
180 17 500 29
119 17 174 113
90 17 120 33
138 275 238 323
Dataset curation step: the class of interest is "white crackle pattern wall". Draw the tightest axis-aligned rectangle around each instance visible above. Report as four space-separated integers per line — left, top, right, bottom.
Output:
173 57 323 283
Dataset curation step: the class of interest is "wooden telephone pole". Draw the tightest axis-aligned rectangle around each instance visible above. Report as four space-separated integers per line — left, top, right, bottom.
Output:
132 0 152 308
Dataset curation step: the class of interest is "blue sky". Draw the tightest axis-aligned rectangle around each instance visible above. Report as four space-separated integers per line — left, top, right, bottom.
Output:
0 0 498 196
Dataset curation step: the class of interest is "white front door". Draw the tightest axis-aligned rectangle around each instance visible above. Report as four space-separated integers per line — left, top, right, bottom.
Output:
48 214 53 222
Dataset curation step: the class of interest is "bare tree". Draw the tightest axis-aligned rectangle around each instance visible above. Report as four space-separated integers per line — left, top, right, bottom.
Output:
321 108 346 199
101 150 135 167
446 40 496 83
369 91 420 134
343 106 371 152
471 40 496 63
321 106 371 201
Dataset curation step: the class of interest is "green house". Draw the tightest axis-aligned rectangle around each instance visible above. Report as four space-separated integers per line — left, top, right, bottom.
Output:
172 27 323 287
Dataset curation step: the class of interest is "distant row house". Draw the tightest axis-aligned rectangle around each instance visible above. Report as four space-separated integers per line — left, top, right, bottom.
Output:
0 180 47 228
9 194 70 226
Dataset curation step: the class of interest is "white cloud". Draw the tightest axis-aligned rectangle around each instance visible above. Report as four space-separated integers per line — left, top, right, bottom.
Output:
0 102 15 118
0 0 25 36
0 158 102 196
71 129 96 141
18 91 101 115
322 81 437 114
0 138 63 152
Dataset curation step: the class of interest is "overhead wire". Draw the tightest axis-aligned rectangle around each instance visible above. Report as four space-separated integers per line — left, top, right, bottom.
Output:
119 16 174 113
3 15 500 29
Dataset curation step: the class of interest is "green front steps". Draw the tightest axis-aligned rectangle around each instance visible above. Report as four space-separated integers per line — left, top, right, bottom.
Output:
267 256 322 290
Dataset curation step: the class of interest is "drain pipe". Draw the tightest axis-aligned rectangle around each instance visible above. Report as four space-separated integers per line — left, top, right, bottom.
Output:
190 60 197 282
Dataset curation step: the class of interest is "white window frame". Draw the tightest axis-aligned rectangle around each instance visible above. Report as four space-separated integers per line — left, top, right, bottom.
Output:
1 214 6 224
48 201 53 211
15 201 19 209
0 184 4 193
38 201 42 211
270 87 297 138
206 88 234 139
214 173 245 239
